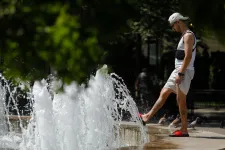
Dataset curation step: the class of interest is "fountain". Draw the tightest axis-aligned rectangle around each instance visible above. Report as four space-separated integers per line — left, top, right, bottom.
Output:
0 65 148 150
0 85 7 136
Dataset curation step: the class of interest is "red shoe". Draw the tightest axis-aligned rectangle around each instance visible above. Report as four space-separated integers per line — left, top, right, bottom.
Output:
169 130 189 137
139 113 146 126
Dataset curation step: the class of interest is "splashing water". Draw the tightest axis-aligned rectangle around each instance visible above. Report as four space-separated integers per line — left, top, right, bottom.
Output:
0 65 148 150
0 85 7 135
0 75 30 149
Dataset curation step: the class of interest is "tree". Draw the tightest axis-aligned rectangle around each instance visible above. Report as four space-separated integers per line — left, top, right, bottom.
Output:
0 1 104 83
0 0 136 84
129 0 180 41
180 0 225 44
0 0 224 85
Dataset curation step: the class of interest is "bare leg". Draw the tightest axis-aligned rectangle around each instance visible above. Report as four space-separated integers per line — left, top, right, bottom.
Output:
141 88 173 122
176 85 188 133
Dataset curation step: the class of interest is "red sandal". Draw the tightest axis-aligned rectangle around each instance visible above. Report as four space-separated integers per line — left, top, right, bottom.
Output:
169 130 189 137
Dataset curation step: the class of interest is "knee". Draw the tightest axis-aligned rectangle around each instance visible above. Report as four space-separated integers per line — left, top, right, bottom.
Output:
160 88 171 99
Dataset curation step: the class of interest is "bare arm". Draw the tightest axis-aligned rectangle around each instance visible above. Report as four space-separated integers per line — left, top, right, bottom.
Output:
179 33 194 73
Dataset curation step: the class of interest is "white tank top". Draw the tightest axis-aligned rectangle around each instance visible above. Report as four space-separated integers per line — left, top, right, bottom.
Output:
175 30 196 70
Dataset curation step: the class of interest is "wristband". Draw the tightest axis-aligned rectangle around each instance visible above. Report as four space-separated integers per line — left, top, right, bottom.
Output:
178 72 185 76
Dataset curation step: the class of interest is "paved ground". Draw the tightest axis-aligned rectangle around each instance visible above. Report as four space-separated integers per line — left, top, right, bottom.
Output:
119 122 225 150
196 125 225 135
190 108 225 135
120 107 225 149
147 124 225 150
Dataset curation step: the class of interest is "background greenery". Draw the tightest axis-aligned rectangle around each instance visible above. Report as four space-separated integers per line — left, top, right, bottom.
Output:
0 0 224 84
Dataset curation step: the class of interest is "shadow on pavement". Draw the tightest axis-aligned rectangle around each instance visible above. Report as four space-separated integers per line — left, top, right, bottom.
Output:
191 136 225 140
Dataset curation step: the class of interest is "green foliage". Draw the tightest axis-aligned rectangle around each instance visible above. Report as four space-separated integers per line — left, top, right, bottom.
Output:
129 0 180 41
0 0 224 85
180 0 225 44
128 0 225 49
0 0 138 84
0 1 103 83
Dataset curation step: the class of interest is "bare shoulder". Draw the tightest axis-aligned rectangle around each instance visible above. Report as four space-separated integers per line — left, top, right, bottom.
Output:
183 32 194 43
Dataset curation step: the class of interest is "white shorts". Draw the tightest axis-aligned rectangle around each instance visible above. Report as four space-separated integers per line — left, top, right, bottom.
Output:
164 69 194 95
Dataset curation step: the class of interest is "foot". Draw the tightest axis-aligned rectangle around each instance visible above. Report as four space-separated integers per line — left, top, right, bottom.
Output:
141 114 149 122
139 114 146 126
169 130 189 137
179 128 188 135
